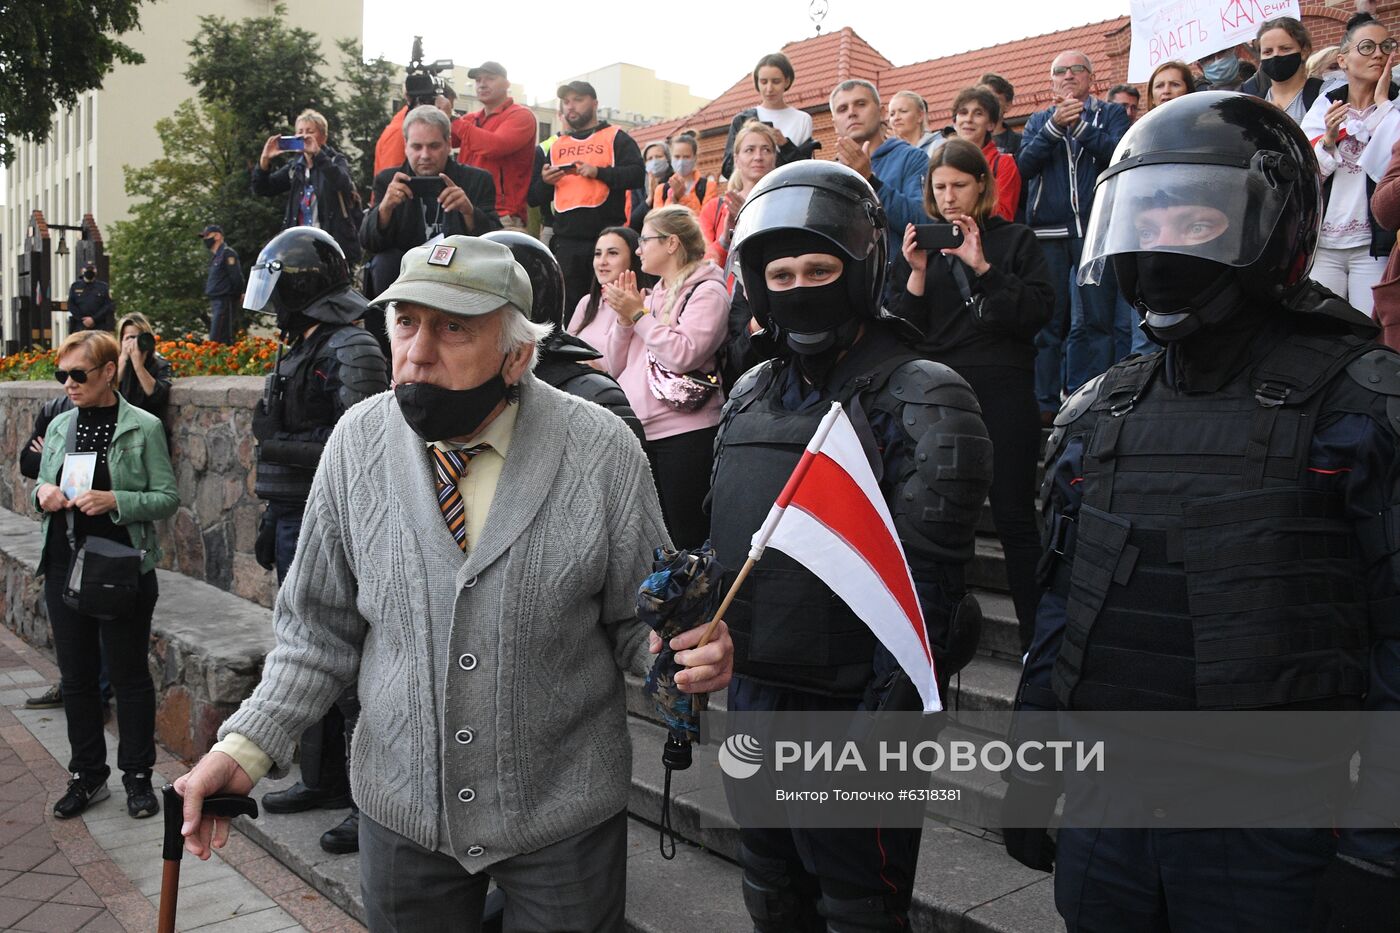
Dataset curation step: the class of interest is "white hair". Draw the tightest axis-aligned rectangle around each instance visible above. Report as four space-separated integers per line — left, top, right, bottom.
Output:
497 306 553 372
386 301 552 372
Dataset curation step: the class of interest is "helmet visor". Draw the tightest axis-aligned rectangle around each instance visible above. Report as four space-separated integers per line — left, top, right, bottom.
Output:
1078 162 1288 286
730 183 882 267
243 260 281 312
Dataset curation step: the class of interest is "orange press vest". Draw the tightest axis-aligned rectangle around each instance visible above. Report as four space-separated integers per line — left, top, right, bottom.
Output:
550 125 620 213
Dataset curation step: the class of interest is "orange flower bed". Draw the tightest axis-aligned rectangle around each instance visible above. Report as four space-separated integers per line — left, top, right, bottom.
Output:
0 334 280 381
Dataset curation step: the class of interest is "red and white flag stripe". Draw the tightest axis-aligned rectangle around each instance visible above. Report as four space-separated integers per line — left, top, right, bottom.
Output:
749 403 940 712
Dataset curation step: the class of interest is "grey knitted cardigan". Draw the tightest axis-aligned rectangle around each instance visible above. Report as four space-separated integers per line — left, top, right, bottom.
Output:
219 373 669 868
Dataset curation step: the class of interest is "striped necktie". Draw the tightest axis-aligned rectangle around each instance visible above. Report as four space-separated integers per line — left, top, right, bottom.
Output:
431 444 489 552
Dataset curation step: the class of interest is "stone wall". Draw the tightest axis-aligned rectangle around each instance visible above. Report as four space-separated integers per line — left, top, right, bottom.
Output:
0 507 275 759
0 377 276 609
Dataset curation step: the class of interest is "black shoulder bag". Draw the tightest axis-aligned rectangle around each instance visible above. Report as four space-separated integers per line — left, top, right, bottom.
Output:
62 414 144 619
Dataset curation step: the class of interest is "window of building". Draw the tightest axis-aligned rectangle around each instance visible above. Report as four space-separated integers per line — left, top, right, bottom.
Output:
75 101 81 148
87 94 94 139
87 167 94 219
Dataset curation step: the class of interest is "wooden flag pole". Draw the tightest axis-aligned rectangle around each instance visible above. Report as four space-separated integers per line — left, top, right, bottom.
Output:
696 556 755 648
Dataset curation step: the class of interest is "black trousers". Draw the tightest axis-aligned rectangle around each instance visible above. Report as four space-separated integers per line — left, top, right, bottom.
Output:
644 424 718 552
729 678 920 927
551 236 597 317
209 297 238 345
44 565 158 781
957 364 1044 650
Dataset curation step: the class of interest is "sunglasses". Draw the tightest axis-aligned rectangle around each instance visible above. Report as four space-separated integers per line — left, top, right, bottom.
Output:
1052 64 1091 76
1353 38 1399 56
54 366 98 385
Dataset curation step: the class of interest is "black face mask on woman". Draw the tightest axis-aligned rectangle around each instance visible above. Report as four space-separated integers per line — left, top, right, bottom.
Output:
1260 53 1303 83
395 355 510 442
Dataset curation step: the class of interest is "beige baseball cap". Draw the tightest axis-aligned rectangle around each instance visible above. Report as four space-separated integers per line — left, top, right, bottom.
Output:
370 235 533 318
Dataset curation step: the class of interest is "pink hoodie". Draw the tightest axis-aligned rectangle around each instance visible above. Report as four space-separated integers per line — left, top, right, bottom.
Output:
604 261 730 441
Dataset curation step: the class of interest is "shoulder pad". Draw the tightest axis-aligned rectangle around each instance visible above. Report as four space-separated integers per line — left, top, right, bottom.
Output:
556 367 626 405
1053 372 1106 428
728 359 774 404
1346 347 1400 397
886 359 980 413
325 325 384 355
325 327 389 402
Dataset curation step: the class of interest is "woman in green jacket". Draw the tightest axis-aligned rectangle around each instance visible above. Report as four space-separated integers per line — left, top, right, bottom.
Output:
32 330 179 821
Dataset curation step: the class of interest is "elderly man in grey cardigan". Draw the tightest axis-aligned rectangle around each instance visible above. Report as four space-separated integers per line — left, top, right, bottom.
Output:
175 235 733 932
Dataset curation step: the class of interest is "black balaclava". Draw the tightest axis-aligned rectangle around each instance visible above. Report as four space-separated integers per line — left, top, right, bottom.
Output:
755 230 863 370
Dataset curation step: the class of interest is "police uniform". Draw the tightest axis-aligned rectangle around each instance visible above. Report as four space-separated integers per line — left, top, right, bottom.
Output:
205 240 244 344
245 226 388 854
67 273 114 332
714 162 993 931
1002 93 1400 932
482 229 644 443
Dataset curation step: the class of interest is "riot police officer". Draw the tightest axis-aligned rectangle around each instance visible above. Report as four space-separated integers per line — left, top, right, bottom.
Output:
244 226 388 855
67 263 115 333
1002 93 1400 931
480 229 644 443
711 161 993 931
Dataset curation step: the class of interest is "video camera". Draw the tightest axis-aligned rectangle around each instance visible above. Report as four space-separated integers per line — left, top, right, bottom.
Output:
404 36 454 109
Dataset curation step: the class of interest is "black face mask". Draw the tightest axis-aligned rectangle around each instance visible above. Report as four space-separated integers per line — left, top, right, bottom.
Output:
1130 252 1242 343
204 237 217 251
1260 53 1303 83
82 271 95 282
394 358 510 442
275 307 315 339
766 280 855 355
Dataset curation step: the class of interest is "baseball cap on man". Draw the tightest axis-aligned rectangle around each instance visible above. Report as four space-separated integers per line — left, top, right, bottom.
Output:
370 236 532 319
556 81 597 100
467 61 507 79
199 224 222 236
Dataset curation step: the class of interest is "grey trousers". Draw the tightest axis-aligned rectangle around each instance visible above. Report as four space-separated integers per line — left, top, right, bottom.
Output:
359 810 627 933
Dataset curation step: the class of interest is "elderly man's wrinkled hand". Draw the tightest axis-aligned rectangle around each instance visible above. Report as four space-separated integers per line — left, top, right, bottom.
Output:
669 620 734 694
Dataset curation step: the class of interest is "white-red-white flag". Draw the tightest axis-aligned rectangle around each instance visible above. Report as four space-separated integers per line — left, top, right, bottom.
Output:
748 402 940 712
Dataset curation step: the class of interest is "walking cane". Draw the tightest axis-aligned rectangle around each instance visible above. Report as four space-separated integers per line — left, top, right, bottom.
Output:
158 785 258 933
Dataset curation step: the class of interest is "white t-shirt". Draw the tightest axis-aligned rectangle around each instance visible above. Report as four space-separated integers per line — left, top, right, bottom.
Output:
1318 105 1380 250
754 105 813 146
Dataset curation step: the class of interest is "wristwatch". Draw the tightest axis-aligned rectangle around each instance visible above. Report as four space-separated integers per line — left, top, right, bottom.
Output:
631 309 646 324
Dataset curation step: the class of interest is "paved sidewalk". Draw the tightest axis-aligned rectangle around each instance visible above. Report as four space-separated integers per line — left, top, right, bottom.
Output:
0 626 365 932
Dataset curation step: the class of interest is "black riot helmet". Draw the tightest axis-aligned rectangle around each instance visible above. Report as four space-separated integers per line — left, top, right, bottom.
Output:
244 226 356 325
1078 92 1321 342
730 160 890 350
481 229 565 327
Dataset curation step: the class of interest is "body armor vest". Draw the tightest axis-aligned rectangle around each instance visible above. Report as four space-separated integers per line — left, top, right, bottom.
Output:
710 339 917 696
1051 332 1375 711
255 326 343 502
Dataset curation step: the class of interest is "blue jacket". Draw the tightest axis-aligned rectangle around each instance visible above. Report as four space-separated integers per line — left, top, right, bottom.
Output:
205 243 243 298
869 136 929 238
1015 97 1129 238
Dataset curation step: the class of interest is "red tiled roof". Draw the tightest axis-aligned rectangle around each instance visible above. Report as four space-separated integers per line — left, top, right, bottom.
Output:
883 16 1132 126
635 27 893 154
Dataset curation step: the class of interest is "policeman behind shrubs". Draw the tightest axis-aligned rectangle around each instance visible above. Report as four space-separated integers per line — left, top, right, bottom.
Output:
1002 93 1400 930
243 226 388 855
481 229 644 442
712 161 993 931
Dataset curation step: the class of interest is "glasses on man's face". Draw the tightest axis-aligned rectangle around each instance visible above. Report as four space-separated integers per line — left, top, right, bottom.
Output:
54 366 97 385
1354 38 1399 57
1052 64 1091 76
638 235 670 243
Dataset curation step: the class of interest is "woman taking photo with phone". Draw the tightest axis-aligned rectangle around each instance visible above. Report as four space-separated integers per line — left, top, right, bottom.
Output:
567 225 648 361
31 330 178 821
891 138 1053 652
603 205 729 549
719 53 814 178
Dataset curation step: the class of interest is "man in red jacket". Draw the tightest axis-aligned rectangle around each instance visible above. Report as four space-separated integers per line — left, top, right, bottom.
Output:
454 61 538 230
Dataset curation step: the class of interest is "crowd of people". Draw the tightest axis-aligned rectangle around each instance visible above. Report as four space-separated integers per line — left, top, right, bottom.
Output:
14 15 1400 932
